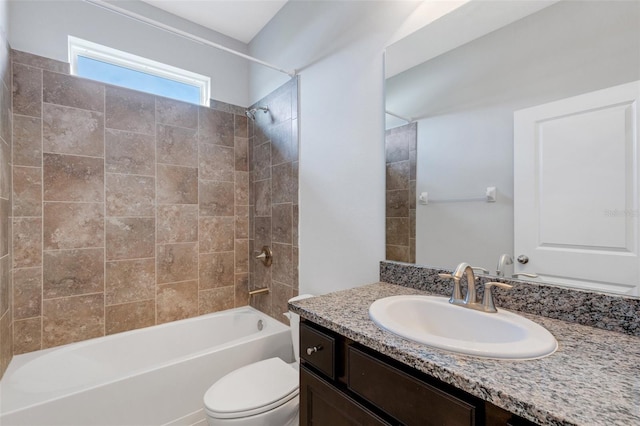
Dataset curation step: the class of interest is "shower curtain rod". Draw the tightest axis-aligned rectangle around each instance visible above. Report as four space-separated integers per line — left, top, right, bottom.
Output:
84 0 297 77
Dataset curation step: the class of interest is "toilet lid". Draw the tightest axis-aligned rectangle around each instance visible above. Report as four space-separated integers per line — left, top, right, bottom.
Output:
204 357 299 419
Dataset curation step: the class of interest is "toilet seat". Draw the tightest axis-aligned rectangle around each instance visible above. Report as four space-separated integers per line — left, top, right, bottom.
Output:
204 357 299 420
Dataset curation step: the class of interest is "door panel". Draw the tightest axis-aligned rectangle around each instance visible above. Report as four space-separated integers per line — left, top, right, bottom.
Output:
514 81 640 295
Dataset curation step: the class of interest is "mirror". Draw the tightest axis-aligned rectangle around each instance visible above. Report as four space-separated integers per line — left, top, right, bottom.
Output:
384 0 640 296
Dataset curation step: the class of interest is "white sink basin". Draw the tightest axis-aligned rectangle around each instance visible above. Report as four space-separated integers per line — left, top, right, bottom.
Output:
369 295 557 360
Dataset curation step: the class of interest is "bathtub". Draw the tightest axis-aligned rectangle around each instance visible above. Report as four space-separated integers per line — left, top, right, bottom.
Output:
0 306 292 426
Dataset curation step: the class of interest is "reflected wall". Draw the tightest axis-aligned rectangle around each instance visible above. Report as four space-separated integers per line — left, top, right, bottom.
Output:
385 122 416 263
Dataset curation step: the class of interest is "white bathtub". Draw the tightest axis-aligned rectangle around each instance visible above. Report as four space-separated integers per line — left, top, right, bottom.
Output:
0 306 292 426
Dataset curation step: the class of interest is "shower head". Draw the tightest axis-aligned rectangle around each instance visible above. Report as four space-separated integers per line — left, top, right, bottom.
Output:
245 106 269 121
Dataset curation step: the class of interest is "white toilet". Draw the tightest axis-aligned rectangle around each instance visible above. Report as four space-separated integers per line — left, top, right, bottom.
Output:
203 295 313 425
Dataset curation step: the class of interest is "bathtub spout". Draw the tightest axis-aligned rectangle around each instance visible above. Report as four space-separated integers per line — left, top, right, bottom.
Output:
248 287 269 304
249 287 269 297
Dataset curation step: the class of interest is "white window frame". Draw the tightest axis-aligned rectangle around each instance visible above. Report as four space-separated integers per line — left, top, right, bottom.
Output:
68 36 211 106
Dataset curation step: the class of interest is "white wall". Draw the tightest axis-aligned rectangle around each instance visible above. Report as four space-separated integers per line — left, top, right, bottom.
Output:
9 0 250 106
250 1 420 295
0 0 6 40
0 0 7 82
386 0 640 272
385 0 558 78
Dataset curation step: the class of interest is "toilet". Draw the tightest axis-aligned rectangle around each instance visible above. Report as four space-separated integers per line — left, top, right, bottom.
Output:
203 295 313 425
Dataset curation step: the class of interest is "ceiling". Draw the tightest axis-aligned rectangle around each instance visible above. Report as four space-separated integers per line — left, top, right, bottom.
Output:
140 0 289 44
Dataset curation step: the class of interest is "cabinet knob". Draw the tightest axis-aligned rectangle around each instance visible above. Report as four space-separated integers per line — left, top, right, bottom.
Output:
306 345 323 355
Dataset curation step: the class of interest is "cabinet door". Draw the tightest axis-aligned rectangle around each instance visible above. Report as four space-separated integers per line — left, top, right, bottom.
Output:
300 366 390 426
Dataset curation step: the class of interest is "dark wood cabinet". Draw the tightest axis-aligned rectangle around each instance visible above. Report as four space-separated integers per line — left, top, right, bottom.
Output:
348 346 476 426
300 366 389 425
300 320 336 380
299 319 539 426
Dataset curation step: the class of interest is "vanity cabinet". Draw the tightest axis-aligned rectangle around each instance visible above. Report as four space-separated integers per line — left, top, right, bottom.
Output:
299 319 538 426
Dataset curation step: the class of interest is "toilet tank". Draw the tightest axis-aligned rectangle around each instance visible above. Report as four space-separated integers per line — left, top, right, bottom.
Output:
286 294 314 363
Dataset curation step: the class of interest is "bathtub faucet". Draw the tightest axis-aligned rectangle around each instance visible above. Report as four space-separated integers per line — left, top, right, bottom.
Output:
249 287 269 297
248 288 269 305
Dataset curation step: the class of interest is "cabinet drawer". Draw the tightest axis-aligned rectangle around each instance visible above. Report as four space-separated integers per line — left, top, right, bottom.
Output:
300 322 336 379
348 346 477 426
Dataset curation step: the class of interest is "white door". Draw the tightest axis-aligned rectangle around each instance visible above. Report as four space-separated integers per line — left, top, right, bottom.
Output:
514 80 640 296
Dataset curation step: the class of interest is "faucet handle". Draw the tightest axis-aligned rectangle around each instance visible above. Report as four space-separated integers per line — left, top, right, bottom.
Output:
471 266 489 275
482 282 513 313
438 273 464 303
512 273 538 279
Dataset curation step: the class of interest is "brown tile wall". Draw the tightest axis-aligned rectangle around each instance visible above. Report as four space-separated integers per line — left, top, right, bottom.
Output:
0 39 12 377
10 50 251 354
247 79 299 321
385 122 416 263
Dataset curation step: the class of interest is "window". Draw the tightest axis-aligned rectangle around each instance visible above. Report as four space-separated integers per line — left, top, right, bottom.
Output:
69 36 210 106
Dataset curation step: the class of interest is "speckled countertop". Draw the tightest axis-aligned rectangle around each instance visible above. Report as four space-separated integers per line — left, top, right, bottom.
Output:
289 282 640 426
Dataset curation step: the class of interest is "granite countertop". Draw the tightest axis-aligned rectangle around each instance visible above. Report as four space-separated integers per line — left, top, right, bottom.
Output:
289 282 640 426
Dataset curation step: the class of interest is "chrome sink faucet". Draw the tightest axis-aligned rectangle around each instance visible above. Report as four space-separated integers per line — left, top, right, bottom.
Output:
438 262 477 306
496 254 513 277
439 262 513 313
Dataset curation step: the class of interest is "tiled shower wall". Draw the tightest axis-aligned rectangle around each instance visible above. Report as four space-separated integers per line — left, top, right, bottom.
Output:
248 79 299 319
385 122 416 263
0 39 12 376
10 50 255 354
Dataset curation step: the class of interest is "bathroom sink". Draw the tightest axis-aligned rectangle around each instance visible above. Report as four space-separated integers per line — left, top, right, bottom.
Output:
369 295 557 360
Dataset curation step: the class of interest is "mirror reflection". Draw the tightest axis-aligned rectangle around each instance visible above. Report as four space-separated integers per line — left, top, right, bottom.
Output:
384 0 640 296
